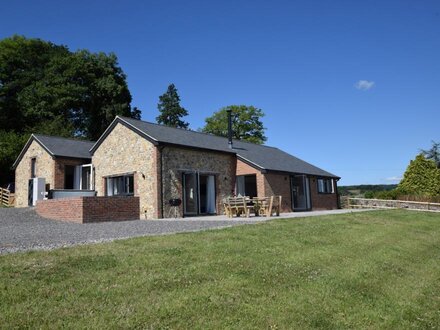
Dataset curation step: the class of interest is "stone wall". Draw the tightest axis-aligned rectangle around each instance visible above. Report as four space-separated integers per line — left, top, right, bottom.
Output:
15 140 55 207
348 198 440 212
36 196 140 223
309 177 339 210
92 123 159 219
161 146 236 217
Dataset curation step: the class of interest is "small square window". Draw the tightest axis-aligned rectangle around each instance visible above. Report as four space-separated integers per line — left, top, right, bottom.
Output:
317 178 333 194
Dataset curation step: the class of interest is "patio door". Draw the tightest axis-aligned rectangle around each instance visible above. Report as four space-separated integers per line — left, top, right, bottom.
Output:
80 164 93 190
199 174 216 214
291 175 311 211
183 173 216 216
183 173 198 215
72 164 94 190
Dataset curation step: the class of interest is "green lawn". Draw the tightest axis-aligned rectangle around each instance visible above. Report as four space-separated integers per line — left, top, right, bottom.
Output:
1 210 440 329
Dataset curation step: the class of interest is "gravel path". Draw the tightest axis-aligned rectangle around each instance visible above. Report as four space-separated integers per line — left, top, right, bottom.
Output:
0 208 259 255
0 207 371 255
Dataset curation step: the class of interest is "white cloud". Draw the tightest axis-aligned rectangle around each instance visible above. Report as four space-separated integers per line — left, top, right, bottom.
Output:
385 176 402 182
355 80 375 90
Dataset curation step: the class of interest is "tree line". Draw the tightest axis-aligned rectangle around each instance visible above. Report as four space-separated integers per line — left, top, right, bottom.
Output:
0 36 266 185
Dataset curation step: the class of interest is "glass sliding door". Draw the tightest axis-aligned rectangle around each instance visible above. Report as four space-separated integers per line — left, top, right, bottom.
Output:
183 173 198 215
183 173 216 216
199 174 216 214
291 175 311 211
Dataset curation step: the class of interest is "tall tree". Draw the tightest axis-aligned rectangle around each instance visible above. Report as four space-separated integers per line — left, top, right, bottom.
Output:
0 35 138 139
0 35 139 184
421 140 440 168
0 35 71 132
156 84 189 129
398 154 440 196
201 105 267 144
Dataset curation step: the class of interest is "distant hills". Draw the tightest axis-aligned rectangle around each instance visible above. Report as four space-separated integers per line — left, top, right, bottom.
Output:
338 184 398 197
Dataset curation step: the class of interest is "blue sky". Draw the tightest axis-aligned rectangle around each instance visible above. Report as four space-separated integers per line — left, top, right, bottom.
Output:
1 0 439 185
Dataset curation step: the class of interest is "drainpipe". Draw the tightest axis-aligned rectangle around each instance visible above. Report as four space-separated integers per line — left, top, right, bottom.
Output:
227 109 233 149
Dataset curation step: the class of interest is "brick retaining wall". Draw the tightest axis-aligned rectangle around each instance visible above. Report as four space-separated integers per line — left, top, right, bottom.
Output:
36 196 140 223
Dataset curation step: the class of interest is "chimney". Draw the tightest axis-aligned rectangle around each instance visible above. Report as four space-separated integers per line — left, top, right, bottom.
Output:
227 109 233 149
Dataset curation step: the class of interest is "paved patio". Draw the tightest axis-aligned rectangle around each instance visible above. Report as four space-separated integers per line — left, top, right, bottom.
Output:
0 207 371 255
161 208 370 221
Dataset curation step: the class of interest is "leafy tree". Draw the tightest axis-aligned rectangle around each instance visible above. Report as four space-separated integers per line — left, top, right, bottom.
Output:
0 130 29 185
0 35 136 139
201 105 267 144
397 154 440 197
0 35 140 184
156 84 189 129
131 107 142 120
421 140 440 168
0 36 71 132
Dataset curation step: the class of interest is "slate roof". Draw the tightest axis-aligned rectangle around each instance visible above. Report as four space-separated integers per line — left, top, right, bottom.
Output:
13 134 94 168
91 116 339 179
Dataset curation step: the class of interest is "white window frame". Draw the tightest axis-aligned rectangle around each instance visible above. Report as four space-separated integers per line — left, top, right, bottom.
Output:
79 164 94 190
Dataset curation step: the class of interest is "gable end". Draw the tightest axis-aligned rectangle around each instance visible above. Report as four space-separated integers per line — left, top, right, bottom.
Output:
90 116 159 155
12 134 54 169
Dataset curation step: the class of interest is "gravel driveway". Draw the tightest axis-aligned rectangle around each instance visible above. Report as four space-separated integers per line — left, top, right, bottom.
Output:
0 207 258 254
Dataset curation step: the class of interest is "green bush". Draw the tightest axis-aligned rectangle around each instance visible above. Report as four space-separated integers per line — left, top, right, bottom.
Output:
398 154 440 197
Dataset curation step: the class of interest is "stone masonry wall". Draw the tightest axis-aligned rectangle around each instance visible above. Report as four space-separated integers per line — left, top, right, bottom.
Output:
15 140 55 207
161 146 236 217
92 123 158 219
36 196 140 223
309 177 339 210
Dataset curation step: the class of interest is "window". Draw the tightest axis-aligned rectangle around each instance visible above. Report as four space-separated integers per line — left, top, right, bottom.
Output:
317 178 334 194
31 158 36 178
106 175 134 196
236 175 257 197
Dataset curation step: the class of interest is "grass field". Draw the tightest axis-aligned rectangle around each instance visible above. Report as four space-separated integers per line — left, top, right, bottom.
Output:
1 210 440 329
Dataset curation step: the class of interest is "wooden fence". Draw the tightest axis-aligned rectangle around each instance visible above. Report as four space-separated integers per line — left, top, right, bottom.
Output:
0 188 15 207
347 197 440 212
